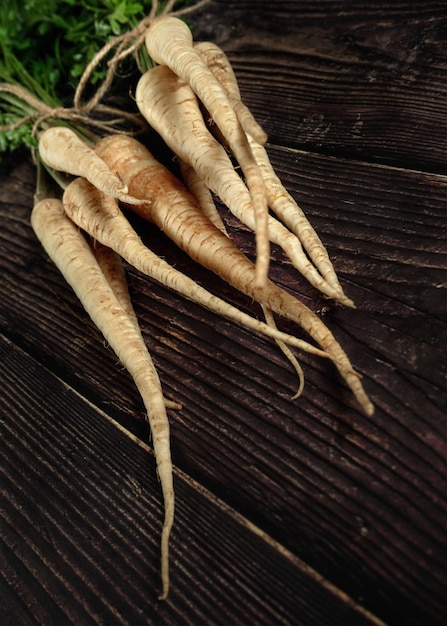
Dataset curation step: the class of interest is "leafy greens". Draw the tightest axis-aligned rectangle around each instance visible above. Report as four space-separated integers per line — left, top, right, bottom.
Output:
0 0 194 172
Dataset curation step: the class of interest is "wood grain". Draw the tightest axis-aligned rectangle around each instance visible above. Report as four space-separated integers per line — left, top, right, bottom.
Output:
1 1 447 625
1 335 384 626
192 0 447 173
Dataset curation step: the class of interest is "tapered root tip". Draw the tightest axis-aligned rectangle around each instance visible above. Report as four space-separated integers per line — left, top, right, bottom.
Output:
158 561 170 601
344 369 374 416
252 127 268 146
165 398 182 411
291 380 305 401
341 295 356 309
364 399 375 417
158 501 173 602
330 288 356 309
355 384 375 417
118 193 147 206
158 588 169 601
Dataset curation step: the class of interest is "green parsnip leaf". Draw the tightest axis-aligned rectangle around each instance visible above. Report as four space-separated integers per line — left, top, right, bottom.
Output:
0 0 198 172
1 0 147 99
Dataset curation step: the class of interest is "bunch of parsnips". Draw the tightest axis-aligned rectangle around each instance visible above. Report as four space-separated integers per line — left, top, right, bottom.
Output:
1 3 374 599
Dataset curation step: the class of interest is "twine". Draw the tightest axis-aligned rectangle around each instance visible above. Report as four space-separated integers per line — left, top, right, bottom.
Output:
0 0 210 139
74 0 211 112
0 82 146 141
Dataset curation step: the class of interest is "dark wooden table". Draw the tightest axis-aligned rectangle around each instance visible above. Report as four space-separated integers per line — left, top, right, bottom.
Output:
1 2 446 625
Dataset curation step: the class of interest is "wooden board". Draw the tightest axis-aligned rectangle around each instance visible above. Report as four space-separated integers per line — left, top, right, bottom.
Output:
1 2 446 624
1 334 385 625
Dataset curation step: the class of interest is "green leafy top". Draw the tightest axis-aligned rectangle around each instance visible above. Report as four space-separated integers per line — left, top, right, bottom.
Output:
0 0 199 173
1 0 152 101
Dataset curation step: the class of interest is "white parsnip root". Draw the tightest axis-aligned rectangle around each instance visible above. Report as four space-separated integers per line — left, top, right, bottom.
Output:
178 158 228 235
62 175 331 362
247 135 354 307
92 242 181 412
177 157 304 389
194 40 268 145
135 65 347 304
31 197 175 599
145 15 270 287
38 127 143 206
194 39 353 307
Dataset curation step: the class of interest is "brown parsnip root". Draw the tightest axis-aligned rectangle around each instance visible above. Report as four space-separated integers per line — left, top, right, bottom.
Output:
178 158 304 391
62 175 330 363
144 15 270 287
95 134 374 416
31 197 175 599
135 65 346 304
38 127 142 205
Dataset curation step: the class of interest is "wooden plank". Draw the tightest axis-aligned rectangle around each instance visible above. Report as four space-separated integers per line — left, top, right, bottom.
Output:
1 1 447 624
1 334 384 626
191 0 447 172
1 148 446 624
